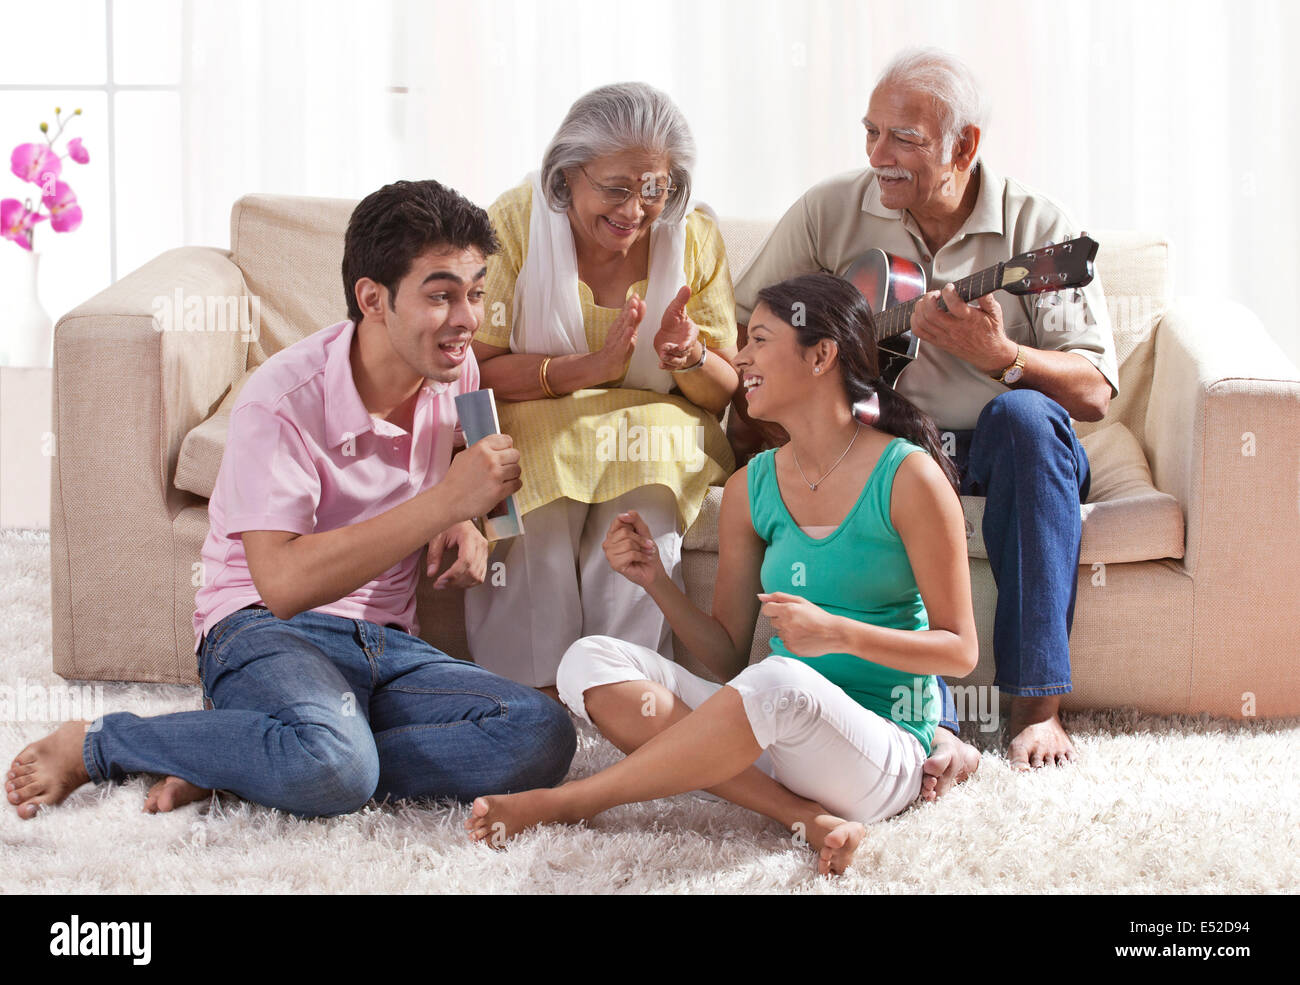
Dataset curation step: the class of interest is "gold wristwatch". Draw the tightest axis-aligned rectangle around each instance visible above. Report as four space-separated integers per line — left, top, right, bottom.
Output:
991 345 1026 386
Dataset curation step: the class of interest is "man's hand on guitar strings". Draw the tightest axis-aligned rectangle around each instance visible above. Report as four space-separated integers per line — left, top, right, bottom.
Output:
909 282 1018 375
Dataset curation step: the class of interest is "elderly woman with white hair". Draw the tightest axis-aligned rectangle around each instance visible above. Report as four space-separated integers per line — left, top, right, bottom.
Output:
465 82 739 691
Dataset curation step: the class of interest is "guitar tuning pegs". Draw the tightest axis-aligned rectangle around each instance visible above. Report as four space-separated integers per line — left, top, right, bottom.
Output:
1036 292 1062 308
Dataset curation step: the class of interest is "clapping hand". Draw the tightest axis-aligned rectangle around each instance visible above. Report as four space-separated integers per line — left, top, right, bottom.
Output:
596 293 645 382
654 285 702 371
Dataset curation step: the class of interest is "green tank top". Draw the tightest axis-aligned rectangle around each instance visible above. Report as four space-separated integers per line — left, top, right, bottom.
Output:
747 436 939 753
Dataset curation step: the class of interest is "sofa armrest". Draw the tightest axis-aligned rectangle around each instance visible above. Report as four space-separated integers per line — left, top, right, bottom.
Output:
1143 298 1300 715
53 247 251 506
51 246 250 680
1145 297 1300 578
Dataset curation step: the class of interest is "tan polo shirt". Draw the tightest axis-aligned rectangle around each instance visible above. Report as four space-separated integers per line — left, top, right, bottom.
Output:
733 163 1119 430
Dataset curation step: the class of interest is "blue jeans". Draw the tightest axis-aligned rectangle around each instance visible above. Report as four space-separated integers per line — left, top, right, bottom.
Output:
935 389 1091 731
82 607 577 817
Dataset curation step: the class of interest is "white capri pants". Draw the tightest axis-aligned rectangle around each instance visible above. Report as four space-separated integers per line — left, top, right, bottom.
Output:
556 635 927 825
464 486 684 688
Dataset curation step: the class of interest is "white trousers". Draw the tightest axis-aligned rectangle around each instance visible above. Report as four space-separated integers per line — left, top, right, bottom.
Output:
464 486 684 688
556 636 927 825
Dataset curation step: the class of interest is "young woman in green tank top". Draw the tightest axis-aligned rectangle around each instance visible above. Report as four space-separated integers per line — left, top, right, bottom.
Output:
467 273 979 876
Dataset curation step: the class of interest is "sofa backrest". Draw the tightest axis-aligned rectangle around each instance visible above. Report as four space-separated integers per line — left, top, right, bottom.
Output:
229 195 1170 443
231 194 356 368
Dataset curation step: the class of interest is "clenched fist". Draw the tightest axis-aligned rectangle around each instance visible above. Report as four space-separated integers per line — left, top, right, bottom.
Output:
757 592 846 658
440 433 522 523
602 510 666 589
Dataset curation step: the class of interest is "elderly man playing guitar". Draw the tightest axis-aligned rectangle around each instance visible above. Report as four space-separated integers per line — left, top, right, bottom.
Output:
731 46 1118 785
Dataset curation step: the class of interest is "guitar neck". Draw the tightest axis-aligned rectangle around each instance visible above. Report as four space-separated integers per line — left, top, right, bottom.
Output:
876 262 1004 341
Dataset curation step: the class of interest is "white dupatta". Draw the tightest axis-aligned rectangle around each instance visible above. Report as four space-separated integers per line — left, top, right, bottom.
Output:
510 170 716 394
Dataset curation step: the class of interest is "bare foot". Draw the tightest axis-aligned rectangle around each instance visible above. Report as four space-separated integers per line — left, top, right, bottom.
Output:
1007 695 1075 770
464 789 577 846
809 815 866 877
920 727 981 801
6 720 92 819
144 775 211 814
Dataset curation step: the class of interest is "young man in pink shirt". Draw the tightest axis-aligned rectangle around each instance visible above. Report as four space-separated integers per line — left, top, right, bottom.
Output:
7 180 576 819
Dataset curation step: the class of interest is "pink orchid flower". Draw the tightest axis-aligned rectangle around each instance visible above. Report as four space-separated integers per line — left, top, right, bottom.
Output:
67 137 90 164
41 180 81 233
1 198 48 251
10 142 61 188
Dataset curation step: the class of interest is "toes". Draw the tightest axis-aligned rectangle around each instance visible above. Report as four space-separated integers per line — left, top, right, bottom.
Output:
471 796 490 818
817 849 833 877
922 749 952 778
16 792 57 819
7 772 41 793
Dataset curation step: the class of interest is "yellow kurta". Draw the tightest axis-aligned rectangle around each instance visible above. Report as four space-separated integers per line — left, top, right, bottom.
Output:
476 182 737 530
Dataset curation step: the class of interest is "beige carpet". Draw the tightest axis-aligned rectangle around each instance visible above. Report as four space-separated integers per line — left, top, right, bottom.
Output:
3 529 1296 894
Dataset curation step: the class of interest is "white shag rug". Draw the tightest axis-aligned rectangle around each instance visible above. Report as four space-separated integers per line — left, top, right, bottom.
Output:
2 528 1297 894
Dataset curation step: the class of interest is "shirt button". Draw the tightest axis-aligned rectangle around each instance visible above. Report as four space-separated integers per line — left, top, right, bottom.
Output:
922 254 932 263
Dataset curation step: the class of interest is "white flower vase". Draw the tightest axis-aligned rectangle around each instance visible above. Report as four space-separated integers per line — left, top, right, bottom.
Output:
3 250 54 368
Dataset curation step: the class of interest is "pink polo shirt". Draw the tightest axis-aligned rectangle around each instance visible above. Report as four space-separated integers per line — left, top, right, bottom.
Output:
192 319 478 651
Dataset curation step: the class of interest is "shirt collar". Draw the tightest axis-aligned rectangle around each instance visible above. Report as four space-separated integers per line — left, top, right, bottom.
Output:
861 161 1005 238
323 319 440 449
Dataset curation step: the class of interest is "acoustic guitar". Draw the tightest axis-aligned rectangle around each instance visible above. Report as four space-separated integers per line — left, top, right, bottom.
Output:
842 234 1099 385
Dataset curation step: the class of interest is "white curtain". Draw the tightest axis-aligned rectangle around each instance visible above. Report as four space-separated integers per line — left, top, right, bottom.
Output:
175 0 1300 363
178 0 399 247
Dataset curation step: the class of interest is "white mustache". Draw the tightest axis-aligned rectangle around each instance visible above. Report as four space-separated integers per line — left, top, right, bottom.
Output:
876 166 914 180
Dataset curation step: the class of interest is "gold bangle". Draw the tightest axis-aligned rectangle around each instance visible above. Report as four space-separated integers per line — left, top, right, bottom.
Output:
539 355 558 398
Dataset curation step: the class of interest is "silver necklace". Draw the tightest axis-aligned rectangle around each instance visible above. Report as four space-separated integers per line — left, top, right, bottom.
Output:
792 423 861 491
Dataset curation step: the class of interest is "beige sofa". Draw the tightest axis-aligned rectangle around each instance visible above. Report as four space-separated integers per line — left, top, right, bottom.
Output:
49 195 1300 719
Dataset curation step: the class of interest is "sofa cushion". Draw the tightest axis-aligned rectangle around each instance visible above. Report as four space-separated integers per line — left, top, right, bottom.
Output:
963 421 1183 563
685 422 1184 564
174 368 256 498
230 194 356 368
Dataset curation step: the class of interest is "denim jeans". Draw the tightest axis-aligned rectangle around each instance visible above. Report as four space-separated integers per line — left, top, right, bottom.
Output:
82 607 577 817
934 389 1091 732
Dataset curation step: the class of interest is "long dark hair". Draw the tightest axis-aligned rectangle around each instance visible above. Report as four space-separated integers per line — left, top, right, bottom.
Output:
755 272 960 493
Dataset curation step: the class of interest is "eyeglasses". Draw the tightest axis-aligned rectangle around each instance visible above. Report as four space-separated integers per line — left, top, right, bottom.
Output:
577 165 678 207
